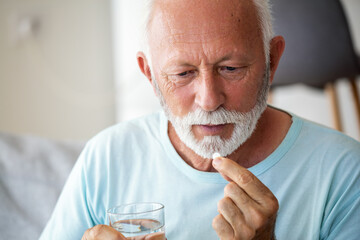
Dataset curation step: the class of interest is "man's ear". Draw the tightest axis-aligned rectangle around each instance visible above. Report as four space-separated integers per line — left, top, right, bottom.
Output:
136 51 153 84
269 36 285 84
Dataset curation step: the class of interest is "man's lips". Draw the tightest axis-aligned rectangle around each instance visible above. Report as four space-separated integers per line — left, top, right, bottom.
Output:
194 124 227 135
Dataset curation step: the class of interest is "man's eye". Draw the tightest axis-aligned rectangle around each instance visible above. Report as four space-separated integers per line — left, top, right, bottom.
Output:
218 66 247 81
178 71 188 76
221 66 237 71
167 70 196 85
177 70 195 77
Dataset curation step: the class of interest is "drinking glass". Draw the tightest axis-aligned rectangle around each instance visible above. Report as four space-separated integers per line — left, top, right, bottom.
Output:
107 202 165 239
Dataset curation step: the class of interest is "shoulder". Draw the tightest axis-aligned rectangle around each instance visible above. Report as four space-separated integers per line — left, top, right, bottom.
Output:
77 111 166 164
71 111 167 187
295 115 360 153
89 111 164 146
292 115 360 177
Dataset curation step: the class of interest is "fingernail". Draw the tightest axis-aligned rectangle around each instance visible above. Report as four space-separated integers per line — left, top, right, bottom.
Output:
213 157 222 168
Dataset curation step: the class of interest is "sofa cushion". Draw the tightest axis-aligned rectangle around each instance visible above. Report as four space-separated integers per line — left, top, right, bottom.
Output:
0 132 85 239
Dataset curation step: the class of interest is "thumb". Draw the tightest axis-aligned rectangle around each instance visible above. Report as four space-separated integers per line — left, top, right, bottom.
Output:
213 156 236 182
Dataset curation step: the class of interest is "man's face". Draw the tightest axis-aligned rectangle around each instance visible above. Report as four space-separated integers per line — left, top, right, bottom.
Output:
148 0 269 158
153 68 269 158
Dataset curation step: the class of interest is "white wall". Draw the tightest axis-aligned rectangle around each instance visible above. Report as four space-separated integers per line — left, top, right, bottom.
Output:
112 0 160 122
0 0 115 141
114 0 360 141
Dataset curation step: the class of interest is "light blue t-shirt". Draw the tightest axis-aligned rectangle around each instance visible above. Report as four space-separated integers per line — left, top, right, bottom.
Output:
40 111 360 240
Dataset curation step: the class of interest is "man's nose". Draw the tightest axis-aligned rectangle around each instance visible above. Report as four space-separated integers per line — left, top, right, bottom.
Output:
194 72 225 111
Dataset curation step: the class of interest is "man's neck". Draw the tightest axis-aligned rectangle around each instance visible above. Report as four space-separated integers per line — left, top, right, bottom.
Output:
167 106 292 172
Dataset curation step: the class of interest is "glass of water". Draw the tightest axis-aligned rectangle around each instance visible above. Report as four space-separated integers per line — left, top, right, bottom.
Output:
107 202 165 240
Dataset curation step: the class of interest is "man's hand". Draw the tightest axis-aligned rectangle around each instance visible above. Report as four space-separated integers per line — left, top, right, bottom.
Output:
82 225 127 240
82 224 165 240
212 156 278 240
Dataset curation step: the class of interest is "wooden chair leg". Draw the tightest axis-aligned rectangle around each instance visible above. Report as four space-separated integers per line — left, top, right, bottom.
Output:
350 77 360 135
268 88 274 104
326 82 343 132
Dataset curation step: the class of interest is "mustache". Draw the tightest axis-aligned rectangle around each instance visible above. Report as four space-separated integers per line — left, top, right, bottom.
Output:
172 107 252 126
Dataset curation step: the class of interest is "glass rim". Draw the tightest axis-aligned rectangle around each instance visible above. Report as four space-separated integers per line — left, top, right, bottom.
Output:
107 202 164 216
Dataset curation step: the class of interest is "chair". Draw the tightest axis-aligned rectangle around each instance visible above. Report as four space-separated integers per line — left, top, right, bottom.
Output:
270 0 360 133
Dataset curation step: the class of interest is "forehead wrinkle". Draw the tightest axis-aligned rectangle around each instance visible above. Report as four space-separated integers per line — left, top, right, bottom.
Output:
153 8 230 47
161 47 252 71
150 0 259 41
150 0 263 70
166 30 231 45
166 36 251 59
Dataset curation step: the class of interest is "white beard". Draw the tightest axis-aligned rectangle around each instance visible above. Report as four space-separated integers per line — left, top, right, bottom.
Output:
153 65 270 159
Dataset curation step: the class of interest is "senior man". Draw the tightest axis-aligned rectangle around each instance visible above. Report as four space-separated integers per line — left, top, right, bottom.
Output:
40 0 360 239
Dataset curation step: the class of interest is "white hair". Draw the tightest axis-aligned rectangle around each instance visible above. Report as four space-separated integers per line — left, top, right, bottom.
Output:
142 0 274 67
252 0 274 63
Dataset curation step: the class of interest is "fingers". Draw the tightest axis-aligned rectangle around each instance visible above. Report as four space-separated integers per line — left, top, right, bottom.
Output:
130 232 165 240
224 182 253 213
212 157 279 239
213 156 278 209
82 225 127 240
212 214 234 239
82 224 165 240
223 182 274 231
217 197 258 239
144 232 166 240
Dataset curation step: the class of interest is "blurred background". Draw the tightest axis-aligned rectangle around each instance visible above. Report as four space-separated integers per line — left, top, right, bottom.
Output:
0 0 359 141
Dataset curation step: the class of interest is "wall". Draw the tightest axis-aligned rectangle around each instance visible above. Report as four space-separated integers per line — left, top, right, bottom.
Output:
114 0 360 141
272 0 360 140
112 0 160 122
0 0 115 141
0 0 359 141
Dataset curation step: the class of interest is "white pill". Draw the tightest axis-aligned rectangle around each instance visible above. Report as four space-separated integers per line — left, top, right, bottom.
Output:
212 152 221 159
